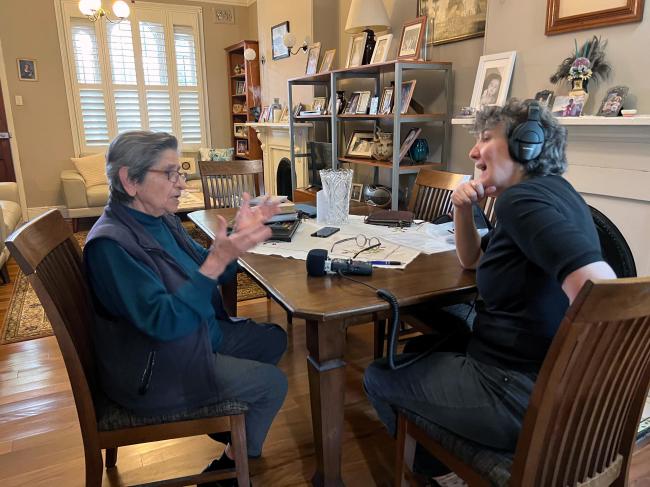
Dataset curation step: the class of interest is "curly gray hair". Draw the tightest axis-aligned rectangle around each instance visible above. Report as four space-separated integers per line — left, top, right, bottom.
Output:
106 131 178 203
472 98 568 177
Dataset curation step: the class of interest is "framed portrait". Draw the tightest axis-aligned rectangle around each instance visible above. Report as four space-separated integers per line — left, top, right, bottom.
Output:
355 91 371 114
233 123 247 137
379 87 394 115
259 106 269 122
17 58 37 81
551 94 586 117
597 86 629 117
236 139 249 155
398 17 426 60
369 96 379 115
534 90 555 109
545 0 644 35
312 96 327 114
417 0 487 46
399 128 422 163
305 42 321 75
350 183 364 202
293 103 304 118
345 92 360 114
319 49 336 73
370 33 393 64
346 32 368 68
235 80 245 95
271 21 290 60
470 51 517 110
345 131 375 159
395 80 417 114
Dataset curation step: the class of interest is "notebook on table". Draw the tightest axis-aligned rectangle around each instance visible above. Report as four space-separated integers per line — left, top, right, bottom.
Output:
267 218 301 242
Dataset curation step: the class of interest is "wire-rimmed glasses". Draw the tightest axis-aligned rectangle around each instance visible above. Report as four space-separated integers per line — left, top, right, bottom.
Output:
330 234 381 259
148 169 188 183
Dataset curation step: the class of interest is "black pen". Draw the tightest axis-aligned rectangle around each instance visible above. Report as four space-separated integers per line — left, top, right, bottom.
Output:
370 260 402 265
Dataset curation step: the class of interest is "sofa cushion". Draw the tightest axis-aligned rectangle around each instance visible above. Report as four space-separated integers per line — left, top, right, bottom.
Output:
0 200 22 236
87 184 110 207
71 152 107 188
198 147 234 162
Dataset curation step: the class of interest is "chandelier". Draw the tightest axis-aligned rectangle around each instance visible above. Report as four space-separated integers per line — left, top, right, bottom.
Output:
78 0 131 23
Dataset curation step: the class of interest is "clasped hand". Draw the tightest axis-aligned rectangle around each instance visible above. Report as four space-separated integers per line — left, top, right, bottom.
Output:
451 180 496 209
199 193 279 280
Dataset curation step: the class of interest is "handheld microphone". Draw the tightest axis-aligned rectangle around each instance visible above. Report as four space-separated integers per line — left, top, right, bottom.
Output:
306 249 373 277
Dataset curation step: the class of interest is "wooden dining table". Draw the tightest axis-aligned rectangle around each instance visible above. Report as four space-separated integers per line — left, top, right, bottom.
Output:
188 208 477 487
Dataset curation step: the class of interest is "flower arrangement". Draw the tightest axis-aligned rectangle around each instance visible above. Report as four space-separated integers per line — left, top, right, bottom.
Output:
550 36 612 90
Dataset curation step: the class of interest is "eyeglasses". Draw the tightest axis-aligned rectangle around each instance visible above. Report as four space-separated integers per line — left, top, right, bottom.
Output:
330 234 381 259
148 169 188 183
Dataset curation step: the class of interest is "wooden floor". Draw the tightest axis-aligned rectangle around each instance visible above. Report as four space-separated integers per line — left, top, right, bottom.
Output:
1 256 649 486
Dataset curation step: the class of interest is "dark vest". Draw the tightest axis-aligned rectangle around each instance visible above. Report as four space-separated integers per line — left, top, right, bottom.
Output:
84 200 225 415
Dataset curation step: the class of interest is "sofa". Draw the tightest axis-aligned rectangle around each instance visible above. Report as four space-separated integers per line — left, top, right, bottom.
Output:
0 182 24 283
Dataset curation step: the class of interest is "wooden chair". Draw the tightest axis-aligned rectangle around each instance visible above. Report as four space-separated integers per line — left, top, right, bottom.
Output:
395 276 650 486
199 159 265 209
6 209 250 487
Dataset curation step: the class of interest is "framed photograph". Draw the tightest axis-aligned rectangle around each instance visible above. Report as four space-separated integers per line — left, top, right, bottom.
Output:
235 80 245 95
417 0 487 46
369 96 379 115
345 93 360 114
470 51 517 110
346 32 368 68
293 103 304 118
312 96 327 114
17 58 37 81
345 131 375 159
398 17 426 60
534 90 555 109
370 33 393 64
305 42 321 75
355 91 371 114
319 49 336 73
551 94 586 117
279 106 289 122
236 139 249 155
260 106 270 122
597 86 629 117
545 0 644 35
399 128 422 163
350 183 363 202
234 123 247 137
379 87 394 115
271 21 290 60
395 80 417 114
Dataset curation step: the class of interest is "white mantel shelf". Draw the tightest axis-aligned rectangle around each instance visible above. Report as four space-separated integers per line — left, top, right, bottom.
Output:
452 115 650 126
246 122 313 128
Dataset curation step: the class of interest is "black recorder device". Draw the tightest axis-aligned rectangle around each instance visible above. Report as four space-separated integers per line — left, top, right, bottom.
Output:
306 249 372 276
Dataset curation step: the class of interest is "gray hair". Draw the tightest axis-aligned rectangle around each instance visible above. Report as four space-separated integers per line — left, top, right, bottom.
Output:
106 131 178 203
472 98 568 177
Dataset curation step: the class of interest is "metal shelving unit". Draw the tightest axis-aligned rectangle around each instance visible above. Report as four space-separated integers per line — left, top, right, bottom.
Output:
287 60 453 210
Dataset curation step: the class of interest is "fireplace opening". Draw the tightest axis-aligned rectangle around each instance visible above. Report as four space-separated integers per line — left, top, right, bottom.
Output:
589 205 636 278
276 158 292 198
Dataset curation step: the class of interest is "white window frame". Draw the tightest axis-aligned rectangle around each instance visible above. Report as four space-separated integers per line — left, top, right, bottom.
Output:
54 0 211 155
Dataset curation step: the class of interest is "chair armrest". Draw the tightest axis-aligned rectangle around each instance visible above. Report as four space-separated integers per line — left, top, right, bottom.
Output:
61 170 89 209
0 182 19 203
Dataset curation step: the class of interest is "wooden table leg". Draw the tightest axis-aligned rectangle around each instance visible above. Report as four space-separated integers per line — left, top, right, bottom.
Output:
306 319 347 487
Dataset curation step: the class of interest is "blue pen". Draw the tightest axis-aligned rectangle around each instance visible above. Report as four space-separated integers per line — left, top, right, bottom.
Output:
370 260 402 265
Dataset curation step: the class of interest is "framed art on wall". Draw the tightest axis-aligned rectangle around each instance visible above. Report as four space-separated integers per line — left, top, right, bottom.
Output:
398 17 426 60
17 58 37 81
417 0 487 45
470 51 517 110
271 21 290 60
545 0 644 35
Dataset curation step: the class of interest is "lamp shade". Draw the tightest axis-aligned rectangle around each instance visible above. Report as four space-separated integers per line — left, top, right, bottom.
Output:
282 33 296 49
345 0 390 33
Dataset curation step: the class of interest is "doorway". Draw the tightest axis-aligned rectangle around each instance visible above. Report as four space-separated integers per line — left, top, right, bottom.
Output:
0 80 16 182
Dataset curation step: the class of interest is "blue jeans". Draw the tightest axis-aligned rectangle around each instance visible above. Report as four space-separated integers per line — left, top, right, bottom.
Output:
213 319 288 457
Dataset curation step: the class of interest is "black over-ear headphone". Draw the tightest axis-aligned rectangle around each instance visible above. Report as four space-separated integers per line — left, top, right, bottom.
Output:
508 102 545 163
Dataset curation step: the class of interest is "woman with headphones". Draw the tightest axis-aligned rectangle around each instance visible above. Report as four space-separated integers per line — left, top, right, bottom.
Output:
363 99 616 484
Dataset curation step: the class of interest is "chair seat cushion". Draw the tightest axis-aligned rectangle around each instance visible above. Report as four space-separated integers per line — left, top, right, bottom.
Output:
97 398 248 431
401 409 513 487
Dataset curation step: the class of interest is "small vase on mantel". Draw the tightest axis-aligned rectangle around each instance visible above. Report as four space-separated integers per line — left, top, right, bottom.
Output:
569 78 588 105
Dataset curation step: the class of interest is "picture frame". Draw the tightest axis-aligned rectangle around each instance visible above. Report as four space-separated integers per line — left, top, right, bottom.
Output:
345 92 360 114
305 42 321 75
345 131 375 159
534 90 555 109
398 17 426 60
545 0 644 36
551 94 586 118
417 0 487 46
279 106 289 122
470 51 517 110
395 80 417 114
271 21 290 60
346 32 368 68
399 128 422 163
379 87 394 115
236 139 249 155
319 49 336 73
293 103 304 118
355 91 372 114
233 123 247 138
17 58 37 81
370 33 393 64
369 96 379 115
259 106 270 122
235 80 245 95
312 96 327 114
350 183 364 202
597 86 629 117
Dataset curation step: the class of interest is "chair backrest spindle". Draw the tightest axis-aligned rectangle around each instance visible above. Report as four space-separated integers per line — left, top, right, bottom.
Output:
198 160 265 210
407 169 468 222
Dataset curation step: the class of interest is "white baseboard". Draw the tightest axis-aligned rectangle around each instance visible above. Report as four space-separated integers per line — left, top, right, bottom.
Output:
27 206 67 221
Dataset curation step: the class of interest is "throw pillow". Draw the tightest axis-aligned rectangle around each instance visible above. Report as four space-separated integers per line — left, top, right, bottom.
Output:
71 152 107 188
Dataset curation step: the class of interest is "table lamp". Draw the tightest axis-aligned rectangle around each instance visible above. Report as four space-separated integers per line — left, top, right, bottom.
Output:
345 0 390 65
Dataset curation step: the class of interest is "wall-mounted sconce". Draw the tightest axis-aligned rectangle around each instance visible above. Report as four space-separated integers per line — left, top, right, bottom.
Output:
282 33 310 55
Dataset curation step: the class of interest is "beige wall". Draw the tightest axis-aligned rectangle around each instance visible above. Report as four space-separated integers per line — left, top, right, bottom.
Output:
0 0 256 210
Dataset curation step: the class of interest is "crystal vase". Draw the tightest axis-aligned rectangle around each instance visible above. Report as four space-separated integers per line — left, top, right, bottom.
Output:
319 168 353 225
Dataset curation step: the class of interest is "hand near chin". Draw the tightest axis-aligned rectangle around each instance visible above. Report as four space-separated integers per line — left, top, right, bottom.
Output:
451 180 497 209
233 193 280 232
199 214 272 280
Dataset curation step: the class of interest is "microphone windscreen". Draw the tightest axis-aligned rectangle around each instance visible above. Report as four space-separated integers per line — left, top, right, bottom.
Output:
306 249 328 277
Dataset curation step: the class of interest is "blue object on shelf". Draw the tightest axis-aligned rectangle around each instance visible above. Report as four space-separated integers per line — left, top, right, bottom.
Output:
408 138 429 163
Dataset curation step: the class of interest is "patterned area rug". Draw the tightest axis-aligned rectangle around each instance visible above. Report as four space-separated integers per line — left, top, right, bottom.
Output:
0 224 265 345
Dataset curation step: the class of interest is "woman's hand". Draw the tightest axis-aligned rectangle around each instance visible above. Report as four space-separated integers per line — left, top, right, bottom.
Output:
233 193 280 232
451 180 496 209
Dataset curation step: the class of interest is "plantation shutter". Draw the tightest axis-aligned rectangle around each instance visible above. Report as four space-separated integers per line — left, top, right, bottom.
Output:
174 25 201 144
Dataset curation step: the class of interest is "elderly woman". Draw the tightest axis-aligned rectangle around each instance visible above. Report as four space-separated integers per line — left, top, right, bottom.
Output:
84 131 288 477
363 99 616 483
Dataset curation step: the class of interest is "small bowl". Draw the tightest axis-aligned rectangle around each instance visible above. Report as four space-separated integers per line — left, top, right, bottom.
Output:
621 109 637 117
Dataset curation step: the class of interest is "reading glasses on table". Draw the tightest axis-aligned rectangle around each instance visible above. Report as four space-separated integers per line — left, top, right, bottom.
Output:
330 234 381 259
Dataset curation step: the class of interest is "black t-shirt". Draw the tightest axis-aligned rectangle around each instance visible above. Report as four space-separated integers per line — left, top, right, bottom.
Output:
467 175 602 372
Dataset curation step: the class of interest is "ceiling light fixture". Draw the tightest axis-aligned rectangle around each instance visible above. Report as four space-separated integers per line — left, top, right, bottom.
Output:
79 0 131 23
